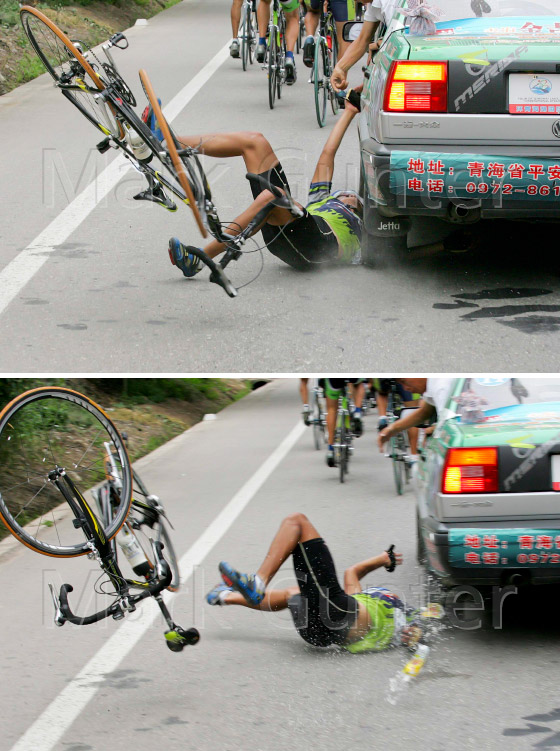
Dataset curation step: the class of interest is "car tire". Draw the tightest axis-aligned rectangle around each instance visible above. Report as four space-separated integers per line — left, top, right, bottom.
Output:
362 230 408 268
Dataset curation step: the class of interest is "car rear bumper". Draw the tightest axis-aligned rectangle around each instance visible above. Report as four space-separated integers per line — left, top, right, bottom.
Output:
360 137 560 221
423 517 560 587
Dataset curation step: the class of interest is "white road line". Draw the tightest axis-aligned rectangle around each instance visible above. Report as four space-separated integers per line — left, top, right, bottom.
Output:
0 41 230 318
9 419 305 751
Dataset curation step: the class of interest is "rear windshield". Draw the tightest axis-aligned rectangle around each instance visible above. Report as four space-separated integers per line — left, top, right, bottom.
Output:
397 0 560 26
449 378 560 424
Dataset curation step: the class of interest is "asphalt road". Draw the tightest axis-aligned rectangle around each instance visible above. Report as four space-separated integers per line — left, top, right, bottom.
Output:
1 0 560 371
2 379 560 751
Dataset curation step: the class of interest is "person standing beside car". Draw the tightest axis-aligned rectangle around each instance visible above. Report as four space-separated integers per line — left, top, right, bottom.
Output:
330 0 399 92
377 378 456 453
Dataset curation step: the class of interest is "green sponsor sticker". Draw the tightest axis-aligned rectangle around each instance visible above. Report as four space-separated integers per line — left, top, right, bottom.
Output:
390 151 560 200
448 528 560 567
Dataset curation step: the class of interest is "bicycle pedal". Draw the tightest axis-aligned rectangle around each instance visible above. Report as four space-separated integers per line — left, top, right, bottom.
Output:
165 626 200 652
133 186 177 211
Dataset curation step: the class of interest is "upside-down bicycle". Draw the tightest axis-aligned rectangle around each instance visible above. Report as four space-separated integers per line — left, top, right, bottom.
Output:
19 6 303 298
0 387 199 652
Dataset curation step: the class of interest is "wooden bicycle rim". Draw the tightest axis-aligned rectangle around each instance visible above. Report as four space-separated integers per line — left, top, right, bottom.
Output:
139 69 207 238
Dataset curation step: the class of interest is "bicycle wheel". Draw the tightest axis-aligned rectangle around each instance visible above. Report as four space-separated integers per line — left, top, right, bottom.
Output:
390 435 404 495
314 38 328 127
0 388 132 557
20 6 124 139
312 394 322 451
328 21 339 115
139 69 207 239
248 6 257 65
338 421 347 484
268 33 278 109
241 5 250 71
130 471 181 592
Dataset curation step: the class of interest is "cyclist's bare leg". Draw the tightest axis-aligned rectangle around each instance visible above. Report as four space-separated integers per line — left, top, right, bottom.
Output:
222 586 300 610
201 190 297 259
304 7 319 35
231 0 243 38
285 8 299 51
176 131 279 176
407 427 419 456
326 396 337 445
300 378 309 403
254 512 323 585
258 0 272 37
335 20 349 55
350 381 364 410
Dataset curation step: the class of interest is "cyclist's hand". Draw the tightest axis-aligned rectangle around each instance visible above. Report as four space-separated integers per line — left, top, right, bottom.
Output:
378 428 391 452
384 548 403 569
331 65 348 92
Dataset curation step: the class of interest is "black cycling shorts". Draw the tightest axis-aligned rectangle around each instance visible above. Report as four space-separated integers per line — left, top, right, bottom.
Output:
247 164 339 272
287 538 358 647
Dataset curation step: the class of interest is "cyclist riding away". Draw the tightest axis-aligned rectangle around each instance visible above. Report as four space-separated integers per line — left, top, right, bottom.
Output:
207 511 428 653
159 98 363 278
302 0 356 67
325 378 364 467
256 0 300 83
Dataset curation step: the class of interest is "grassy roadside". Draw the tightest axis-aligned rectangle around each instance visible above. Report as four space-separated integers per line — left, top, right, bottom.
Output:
0 378 255 542
0 0 181 96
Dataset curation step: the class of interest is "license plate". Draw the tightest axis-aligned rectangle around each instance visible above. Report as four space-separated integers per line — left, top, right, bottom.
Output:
509 73 560 114
552 454 560 491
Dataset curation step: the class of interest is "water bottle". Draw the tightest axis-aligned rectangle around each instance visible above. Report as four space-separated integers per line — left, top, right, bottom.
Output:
403 643 430 677
126 128 152 162
117 527 151 577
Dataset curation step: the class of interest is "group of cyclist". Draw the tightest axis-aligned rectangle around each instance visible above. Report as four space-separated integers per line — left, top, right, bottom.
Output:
165 0 400 281
299 377 453 470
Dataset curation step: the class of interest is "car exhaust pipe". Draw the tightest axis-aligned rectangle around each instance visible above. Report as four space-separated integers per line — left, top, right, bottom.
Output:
447 204 481 224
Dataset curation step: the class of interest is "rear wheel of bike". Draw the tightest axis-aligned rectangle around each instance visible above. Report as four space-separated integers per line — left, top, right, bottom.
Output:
20 6 124 138
241 5 250 71
328 22 339 115
0 387 132 557
312 395 323 451
248 6 257 64
139 69 208 238
268 33 278 109
130 471 181 591
314 38 328 127
338 421 347 483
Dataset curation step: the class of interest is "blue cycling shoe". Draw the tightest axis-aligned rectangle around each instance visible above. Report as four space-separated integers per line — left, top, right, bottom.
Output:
168 238 203 278
219 561 265 606
142 98 164 142
206 583 233 606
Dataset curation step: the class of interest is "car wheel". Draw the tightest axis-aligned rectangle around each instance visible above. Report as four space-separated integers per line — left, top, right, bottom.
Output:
362 230 408 268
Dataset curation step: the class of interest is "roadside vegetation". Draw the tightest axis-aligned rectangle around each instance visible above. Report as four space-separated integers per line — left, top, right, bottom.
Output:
0 378 253 541
0 0 181 95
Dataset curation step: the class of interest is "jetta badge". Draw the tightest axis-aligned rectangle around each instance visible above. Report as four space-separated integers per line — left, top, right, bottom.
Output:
553 121 560 138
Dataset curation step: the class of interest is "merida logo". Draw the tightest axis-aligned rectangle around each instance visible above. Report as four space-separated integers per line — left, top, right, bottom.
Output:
378 221 401 231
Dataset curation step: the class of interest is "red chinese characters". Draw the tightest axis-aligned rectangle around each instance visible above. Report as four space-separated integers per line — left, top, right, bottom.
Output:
464 534 481 549
487 163 505 179
518 535 534 550
467 161 485 178
407 158 425 175
536 535 553 550
465 552 481 564
427 159 445 175
527 164 545 181
427 179 445 193
508 163 525 180
482 552 499 565
407 178 424 192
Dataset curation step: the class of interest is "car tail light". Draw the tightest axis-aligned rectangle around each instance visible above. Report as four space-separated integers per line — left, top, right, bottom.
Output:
384 61 448 112
442 448 498 494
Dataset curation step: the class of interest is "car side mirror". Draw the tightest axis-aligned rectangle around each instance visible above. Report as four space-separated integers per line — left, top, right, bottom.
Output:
342 20 363 42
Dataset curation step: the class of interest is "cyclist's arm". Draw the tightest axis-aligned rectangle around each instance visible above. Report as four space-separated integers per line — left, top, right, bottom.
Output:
331 20 378 90
344 550 403 594
377 400 435 450
311 105 359 185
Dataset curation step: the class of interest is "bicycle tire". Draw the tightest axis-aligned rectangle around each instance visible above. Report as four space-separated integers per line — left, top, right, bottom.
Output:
139 69 207 239
338 420 346 484
328 19 339 115
131 471 181 592
277 18 285 100
312 393 322 451
268 32 278 109
20 6 125 139
241 5 249 71
313 38 328 127
0 387 132 558
390 435 404 495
